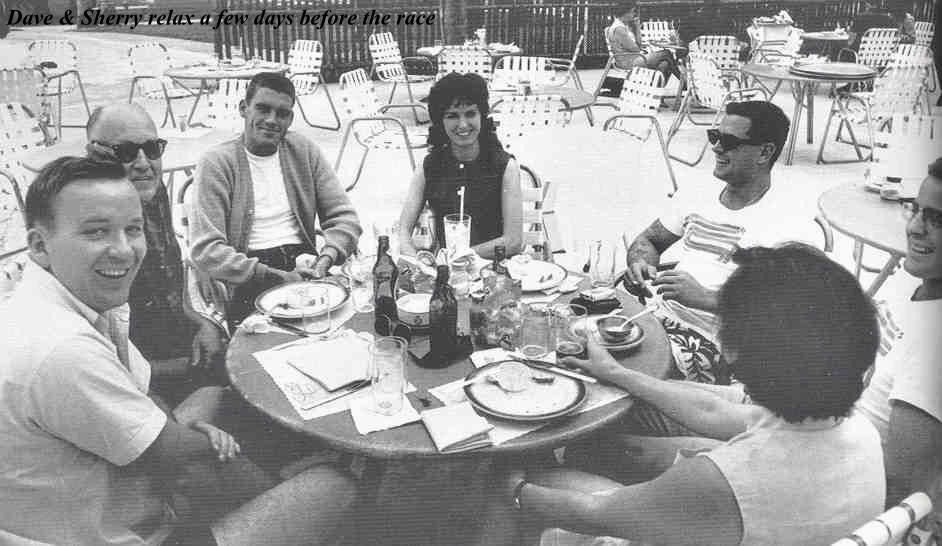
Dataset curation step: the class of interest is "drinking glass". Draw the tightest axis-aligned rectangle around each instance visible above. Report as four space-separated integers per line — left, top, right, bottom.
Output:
371 336 407 415
551 303 588 364
290 284 331 334
347 253 375 313
588 240 617 288
519 304 555 360
443 213 472 253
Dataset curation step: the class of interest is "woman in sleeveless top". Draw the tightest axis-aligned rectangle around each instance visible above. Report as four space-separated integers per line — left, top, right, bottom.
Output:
397 72 521 260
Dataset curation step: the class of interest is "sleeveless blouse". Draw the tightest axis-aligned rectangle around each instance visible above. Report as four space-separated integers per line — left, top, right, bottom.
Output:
422 139 511 247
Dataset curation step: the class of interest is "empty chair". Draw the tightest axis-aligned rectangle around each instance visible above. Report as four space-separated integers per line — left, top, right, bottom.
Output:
602 67 677 196
333 68 429 192
546 34 586 90
490 95 572 151
887 44 936 111
0 102 50 188
840 28 900 72
194 78 248 131
831 492 934 546
0 168 25 263
286 39 341 131
519 164 560 260
437 46 493 81
641 20 674 44
0 68 46 116
367 32 434 123
690 35 743 82
128 42 197 129
26 40 91 139
493 56 559 88
914 21 934 47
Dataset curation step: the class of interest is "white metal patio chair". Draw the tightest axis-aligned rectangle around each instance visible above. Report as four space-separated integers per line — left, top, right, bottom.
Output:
887 44 936 111
26 40 91 139
870 112 939 185
689 35 743 84
437 46 493 81
493 56 560 88
818 66 925 164
368 32 434 124
593 23 646 105
0 167 26 265
666 50 767 166
519 164 561 260
0 68 46 116
128 42 198 129
914 21 934 47
192 78 248 132
546 34 586 90
602 68 677 197
831 492 936 546
0 101 50 189
838 28 900 72
333 68 429 192
490 94 572 151
286 39 341 131
641 20 674 45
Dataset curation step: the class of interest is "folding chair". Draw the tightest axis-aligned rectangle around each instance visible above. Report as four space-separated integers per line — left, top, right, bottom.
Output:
818 66 925 164
490 95 572 151
914 21 934 48
287 40 341 131
333 68 429 192
839 28 900 72
128 42 198 129
641 20 674 45
519 163 561 260
0 167 26 263
437 46 493 81
831 492 935 546
0 101 51 188
368 32 434 124
0 68 46 115
887 44 936 112
602 68 677 197
546 34 586 90
689 35 743 84
666 50 767 166
27 40 91 139
192 78 248 132
493 56 560 88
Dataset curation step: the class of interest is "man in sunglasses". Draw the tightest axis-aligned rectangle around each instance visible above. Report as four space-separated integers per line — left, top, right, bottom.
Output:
189 72 362 326
623 101 821 390
87 104 227 402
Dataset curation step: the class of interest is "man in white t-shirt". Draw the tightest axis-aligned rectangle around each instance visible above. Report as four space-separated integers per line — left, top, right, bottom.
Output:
623 100 820 385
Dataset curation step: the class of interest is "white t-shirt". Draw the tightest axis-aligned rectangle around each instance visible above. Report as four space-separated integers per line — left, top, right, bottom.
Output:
245 149 304 251
656 182 822 337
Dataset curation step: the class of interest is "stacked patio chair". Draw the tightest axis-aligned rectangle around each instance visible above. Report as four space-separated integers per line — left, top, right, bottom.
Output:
367 32 434 124
128 42 198 129
26 40 91 139
519 164 561 260
831 492 934 546
886 44 936 111
195 78 248 132
914 21 934 48
490 94 572 151
641 20 674 45
333 68 429 192
817 65 926 164
666 50 767 166
602 68 677 197
437 46 493 81
838 28 900 72
287 39 341 131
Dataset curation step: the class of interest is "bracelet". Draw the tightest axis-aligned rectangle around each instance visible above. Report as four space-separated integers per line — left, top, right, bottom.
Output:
512 479 528 510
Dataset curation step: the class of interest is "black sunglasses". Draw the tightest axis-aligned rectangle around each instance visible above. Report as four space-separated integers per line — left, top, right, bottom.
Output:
901 200 942 230
91 139 167 163
374 314 413 343
706 129 763 151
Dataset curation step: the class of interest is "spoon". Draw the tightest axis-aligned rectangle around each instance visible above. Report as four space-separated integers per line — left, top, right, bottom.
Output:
616 304 659 328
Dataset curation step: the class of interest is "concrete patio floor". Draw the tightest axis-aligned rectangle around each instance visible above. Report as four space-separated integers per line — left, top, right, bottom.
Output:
3 25 939 300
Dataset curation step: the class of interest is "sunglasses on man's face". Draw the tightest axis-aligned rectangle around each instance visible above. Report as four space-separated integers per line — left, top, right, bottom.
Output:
91 139 167 163
706 129 763 152
901 200 942 230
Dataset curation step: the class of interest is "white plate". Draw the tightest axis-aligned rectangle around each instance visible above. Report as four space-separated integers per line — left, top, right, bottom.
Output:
255 281 349 320
571 315 646 352
464 360 587 422
505 259 568 292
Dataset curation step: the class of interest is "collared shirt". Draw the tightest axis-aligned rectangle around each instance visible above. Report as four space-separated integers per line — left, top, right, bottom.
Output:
0 261 169 545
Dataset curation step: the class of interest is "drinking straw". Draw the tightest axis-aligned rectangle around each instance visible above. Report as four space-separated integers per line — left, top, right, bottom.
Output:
458 186 466 220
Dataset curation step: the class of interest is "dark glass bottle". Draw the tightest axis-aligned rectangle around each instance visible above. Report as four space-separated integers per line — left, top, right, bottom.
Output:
373 236 399 322
427 265 457 368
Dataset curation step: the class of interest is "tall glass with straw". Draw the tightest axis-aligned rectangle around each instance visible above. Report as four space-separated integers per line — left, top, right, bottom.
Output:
444 186 471 255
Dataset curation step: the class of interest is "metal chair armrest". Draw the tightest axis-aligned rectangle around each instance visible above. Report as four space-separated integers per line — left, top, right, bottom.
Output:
378 103 429 116
602 113 658 130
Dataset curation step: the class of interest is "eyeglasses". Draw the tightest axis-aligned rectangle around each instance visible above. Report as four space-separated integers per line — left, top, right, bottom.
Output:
706 129 763 151
901 200 942 229
91 139 167 163
374 314 413 343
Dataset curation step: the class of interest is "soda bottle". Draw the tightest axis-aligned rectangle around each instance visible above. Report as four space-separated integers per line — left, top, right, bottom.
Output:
411 201 438 252
425 265 458 368
373 236 399 322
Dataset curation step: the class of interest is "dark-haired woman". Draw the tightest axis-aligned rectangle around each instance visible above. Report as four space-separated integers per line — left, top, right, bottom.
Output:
397 72 521 260
479 243 884 546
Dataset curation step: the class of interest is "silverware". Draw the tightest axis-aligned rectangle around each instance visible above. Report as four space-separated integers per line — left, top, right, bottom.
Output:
508 355 598 384
273 321 312 338
300 379 371 411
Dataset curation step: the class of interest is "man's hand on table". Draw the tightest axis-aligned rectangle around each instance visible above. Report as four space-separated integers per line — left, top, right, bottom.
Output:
651 270 718 311
191 420 241 462
559 337 624 384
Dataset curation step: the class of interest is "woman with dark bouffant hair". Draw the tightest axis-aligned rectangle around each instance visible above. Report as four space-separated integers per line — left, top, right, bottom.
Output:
397 72 521 259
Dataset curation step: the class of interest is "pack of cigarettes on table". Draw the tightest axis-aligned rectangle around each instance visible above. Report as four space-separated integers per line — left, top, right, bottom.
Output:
579 287 616 302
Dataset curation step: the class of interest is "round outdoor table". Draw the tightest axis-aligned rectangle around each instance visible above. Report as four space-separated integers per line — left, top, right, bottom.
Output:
416 45 522 60
800 31 852 60
818 181 907 296
741 63 876 166
490 87 596 112
226 285 673 460
165 62 290 125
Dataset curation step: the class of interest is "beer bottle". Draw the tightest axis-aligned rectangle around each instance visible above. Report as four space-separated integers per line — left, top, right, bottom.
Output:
373 236 399 322
425 265 458 368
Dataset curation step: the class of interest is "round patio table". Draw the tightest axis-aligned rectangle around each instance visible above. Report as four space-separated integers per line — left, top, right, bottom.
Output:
818 181 907 296
741 63 876 166
226 285 673 460
165 62 290 125
416 44 522 59
800 31 852 59
490 87 596 112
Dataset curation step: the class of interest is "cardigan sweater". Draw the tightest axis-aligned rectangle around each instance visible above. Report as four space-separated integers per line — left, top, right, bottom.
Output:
190 132 361 285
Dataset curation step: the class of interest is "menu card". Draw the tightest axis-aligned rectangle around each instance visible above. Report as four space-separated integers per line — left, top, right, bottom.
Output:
421 402 494 452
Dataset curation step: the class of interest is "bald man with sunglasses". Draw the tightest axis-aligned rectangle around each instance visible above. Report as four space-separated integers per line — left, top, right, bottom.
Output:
87 104 227 402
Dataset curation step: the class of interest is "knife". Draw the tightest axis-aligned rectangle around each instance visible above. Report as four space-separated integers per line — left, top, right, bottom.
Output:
511 357 598 384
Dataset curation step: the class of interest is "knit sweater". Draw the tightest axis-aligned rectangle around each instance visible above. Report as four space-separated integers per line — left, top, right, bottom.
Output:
190 132 361 285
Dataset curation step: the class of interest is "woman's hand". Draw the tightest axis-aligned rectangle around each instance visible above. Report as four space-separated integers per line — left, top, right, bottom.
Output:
191 421 241 462
559 337 624 383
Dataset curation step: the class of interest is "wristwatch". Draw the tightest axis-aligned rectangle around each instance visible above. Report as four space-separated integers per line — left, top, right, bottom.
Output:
512 479 528 510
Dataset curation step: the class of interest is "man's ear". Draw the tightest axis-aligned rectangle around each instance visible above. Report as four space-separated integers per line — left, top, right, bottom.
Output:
757 142 777 165
239 99 247 118
27 227 51 268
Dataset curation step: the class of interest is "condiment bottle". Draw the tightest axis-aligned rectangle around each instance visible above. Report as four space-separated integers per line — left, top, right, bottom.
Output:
373 236 399 322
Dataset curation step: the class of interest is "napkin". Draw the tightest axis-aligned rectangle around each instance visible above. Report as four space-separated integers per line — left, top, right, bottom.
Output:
469 347 516 368
285 333 371 391
421 402 494 452
348 395 421 434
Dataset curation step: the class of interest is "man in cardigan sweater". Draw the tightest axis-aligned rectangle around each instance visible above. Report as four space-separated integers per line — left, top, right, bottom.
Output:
190 72 362 326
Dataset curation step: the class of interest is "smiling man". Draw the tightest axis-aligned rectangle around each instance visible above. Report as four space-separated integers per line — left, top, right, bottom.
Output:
623 101 821 387
190 72 362 326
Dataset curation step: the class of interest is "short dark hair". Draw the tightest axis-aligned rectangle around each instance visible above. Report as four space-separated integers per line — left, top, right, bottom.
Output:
725 101 790 167
25 156 128 229
717 243 878 422
927 157 942 180
245 72 296 105
616 0 638 15
427 72 497 149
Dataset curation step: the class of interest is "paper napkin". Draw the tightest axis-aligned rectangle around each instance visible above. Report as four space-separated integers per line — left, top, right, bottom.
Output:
421 402 494 452
285 334 371 391
348 396 421 435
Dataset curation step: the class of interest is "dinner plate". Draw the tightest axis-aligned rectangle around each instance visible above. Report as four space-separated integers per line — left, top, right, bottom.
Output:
570 315 646 352
788 62 876 79
464 360 587 422
864 179 884 193
255 280 349 320
483 259 568 292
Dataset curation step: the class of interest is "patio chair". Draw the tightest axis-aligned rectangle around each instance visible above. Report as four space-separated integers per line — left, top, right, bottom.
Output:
602 68 677 197
838 28 900 72
748 26 804 64
817 66 925 164
26 40 91 139
493 56 560 88
689 35 743 84
0 101 51 188
367 32 434 124
831 492 934 546
128 42 198 129
0 168 26 264
193 78 248 132
887 44 936 111
593 24 645 105
519 163 562 260
437 46 493 81
287 39 341 131
546 34 586 90
490 94 572 151
641 20 674 45
666 50 767 166
0 68 46 117
871 112 939 184
914 21 934 48
333 68 429 192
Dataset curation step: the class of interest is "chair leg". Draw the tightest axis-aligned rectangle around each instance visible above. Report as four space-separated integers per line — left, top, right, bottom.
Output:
351 146 371 192
404 80 427 124
297 86 342 131
817 96 870 164
56 78 63 140
334 124 356 173
668 106 718 167
651 119 678 197
583 106 594 127
387 82 398 105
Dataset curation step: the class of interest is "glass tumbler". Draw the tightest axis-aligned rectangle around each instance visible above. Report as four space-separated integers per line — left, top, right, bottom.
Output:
519 304 555 360
371 336 407 416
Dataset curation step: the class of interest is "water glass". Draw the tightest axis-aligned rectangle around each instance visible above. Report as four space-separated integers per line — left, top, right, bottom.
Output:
588 240 617 288
290 284 331 334
371 336 407 416
443 213 472 253
519 304 555 360
552 303 588 363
